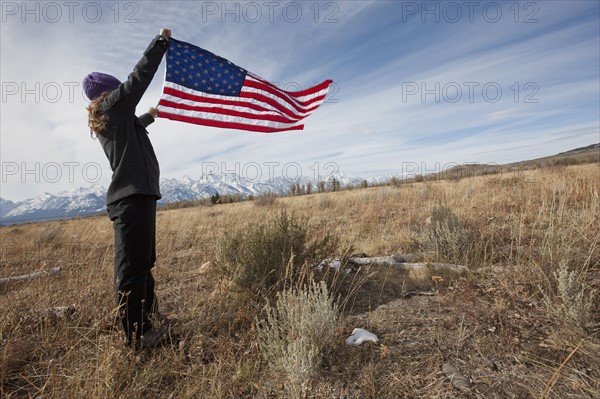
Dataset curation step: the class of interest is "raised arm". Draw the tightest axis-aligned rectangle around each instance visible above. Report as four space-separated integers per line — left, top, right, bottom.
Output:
105 29 171 112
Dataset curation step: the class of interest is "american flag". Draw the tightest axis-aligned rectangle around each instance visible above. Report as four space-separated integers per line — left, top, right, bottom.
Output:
157 38 332 133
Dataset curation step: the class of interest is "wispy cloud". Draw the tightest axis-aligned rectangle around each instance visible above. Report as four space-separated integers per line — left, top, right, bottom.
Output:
1 1 598 201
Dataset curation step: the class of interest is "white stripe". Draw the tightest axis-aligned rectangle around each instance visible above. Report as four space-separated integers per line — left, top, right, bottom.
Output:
160 92 302 122
245 73 331 103
244 75 330 110
241 84 326 115
165 80 327 119
164 81 307 120
294 88 330 103
158 104 304 130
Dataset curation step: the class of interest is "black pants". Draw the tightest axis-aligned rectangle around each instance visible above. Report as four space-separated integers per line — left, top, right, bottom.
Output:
107 194 158 344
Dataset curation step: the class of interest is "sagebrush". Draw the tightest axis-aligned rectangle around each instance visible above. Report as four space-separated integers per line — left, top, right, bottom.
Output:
255 281 339 398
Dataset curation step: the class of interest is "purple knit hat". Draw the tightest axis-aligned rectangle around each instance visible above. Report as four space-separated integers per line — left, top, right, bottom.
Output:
83 72 121 101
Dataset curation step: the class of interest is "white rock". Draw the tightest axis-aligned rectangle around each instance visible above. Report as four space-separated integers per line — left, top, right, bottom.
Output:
331 259 342 272
345 328 379 346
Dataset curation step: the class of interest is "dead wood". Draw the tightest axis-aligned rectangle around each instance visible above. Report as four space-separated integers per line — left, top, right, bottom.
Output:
0 267 61 287
348 256 468 274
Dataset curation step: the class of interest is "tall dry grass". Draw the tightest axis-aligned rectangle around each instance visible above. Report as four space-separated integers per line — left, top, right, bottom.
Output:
0 163 598 398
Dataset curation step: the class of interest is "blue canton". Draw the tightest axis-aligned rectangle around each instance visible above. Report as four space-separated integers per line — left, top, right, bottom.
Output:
165 38 247 96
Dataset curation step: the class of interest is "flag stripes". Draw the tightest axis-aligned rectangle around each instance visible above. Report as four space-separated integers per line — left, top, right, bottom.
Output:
157 38 332 133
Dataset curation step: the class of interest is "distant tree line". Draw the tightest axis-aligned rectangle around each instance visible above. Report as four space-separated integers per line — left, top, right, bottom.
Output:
160 151 600 211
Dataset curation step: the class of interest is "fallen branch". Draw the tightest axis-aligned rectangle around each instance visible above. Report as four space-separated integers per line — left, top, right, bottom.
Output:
348 256 468 274
0 267 61 287
402 290 436 299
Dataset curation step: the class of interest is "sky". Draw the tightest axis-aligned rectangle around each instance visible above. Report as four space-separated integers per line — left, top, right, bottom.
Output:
1 0 599 201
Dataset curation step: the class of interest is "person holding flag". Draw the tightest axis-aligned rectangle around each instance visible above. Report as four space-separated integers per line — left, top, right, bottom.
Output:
83 27 331 349
83 29 172 349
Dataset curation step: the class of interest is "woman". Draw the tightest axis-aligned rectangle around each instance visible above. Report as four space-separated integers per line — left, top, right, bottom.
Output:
83 28 171 348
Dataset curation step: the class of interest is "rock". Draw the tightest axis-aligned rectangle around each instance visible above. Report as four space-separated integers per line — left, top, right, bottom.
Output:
345 328 379 346
442 362 472 390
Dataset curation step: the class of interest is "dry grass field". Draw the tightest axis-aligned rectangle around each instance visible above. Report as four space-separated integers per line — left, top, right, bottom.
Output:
1 163 599 398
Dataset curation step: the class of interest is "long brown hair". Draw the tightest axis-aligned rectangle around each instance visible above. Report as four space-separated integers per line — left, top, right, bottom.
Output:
86 91 111 137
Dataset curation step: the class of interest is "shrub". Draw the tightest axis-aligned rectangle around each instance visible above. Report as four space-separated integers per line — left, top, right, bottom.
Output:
256 281 339 399
215 210 339 295
553 261 596 330
388 176 402 187
210 192 220 204
254 192 278 206
426 206 470 264
35 226 62 245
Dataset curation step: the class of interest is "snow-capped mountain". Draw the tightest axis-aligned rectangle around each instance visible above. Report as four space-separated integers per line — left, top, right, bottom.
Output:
0 173 369 225
1 185 107 224
159 174 291 203
0 197 18 215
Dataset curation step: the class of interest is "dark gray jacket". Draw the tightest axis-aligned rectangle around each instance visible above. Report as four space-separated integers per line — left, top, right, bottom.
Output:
97 35 169 205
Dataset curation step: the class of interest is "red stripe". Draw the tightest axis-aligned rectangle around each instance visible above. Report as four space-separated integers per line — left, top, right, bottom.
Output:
163 86 268 114
244 79 328 110
240 89 322 120
158 99 300 124
250 74 333 97
290 79 333 97
163 85 308 121
157 110 304 133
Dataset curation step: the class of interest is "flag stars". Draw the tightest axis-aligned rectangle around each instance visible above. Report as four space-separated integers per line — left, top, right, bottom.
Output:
165 41 247 97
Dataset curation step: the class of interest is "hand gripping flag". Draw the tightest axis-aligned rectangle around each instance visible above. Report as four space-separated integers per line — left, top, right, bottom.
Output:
157 38 333 133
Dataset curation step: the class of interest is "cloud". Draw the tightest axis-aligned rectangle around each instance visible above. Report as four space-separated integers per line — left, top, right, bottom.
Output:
0 1 598 201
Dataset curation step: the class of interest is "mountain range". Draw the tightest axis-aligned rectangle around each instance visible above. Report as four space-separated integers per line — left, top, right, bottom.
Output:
2 143 597 225
0 174 364 225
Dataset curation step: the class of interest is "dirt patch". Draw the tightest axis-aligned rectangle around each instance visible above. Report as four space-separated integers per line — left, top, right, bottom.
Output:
325 271 600 398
